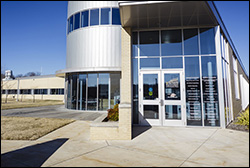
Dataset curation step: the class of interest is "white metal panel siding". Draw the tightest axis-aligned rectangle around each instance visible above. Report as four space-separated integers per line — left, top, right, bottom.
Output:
68 1 119 19
66 26 121 70
66 1 121 72
240 75 249 110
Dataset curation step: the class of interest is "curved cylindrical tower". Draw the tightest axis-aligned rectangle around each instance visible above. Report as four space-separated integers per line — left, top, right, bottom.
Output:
66 1 121 72
63 1 121 111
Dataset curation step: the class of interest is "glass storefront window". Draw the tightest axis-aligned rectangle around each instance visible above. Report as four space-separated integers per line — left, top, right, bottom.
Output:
98 74 109 110
66 73 120 111
90 9 99 26
140 58 160 69
162 57 183 69
87 74 97 110
184 29 199 55
78 74 87 110
161 29 182 56
81 10 89 27
132 32 138 57
133 58 139 124
185 57 202 126
110 73 120 109
101 8 111 25
74 12 80 30
71 74 78 109
201 56 220 126
200 28 216 54
139 31 160 56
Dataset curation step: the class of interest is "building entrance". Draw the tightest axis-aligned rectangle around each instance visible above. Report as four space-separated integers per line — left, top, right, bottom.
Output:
139 70 185 126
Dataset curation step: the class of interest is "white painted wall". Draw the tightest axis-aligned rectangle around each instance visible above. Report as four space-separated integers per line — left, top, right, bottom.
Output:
240 74 249 110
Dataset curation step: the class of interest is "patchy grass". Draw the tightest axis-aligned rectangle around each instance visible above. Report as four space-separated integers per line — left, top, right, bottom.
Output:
1 98 64 110
1 116 75 140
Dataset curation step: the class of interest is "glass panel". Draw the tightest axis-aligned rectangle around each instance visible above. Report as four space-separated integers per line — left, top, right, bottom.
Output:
98 73 109 111
67 75 71 108
110 73 120 109
101 8 111 25
162 57 183 69
69 16 73 33
133 58 139 124
87 74 97 110
165 105 181 120
71 74 77 110
144 105 159 119
164 74 180 100
201 56 220 126
90 9 99 26
143 74 158 100
132 32 138 57
78 74 87 110
74 12 80 30
200 28 215 54
81 10 89 27
140 58 160 69
161 29 182 56
139 31 160 56
184 29 199 55
112 8 121 25
185 57 202 126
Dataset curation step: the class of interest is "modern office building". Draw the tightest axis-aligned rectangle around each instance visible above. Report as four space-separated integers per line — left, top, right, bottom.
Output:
55 1 249 139
3 1 248 140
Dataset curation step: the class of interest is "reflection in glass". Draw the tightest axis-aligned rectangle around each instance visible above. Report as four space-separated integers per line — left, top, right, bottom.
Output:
200 28 215 54
164 74 180 100
90 9 99 26
165 105 181 119
98 74 109 111
69 16 73 33
139 31 159 56
144 105 159 119
110 73 120 109
184 29 199 55
143 74 158 100
201 56 220 126
78 74 87 110
81 10 89 27
140 58 160 69
112 8 121 25
132 32 138 57
67 75 71 108
161 30 182 56
101 8 111 25
71 74 78 109
133 58 139 124
87 74 97 110
185 57 202 126
74 12 80 30
162 57 183 69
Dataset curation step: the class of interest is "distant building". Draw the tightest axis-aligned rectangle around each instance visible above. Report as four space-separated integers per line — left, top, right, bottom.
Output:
3 70 14 81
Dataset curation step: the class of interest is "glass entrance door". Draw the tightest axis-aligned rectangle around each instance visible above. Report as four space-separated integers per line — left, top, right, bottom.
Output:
139 70 185 126
162 71 185 126
139 71 161 126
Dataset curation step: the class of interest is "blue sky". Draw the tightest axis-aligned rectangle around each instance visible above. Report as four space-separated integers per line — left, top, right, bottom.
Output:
1 1 249 76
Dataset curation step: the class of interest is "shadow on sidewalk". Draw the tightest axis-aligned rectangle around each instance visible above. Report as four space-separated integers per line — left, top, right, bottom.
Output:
1 138 68 167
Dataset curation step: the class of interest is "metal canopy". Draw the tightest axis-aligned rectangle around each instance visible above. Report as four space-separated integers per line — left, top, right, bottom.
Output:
119 1 218 29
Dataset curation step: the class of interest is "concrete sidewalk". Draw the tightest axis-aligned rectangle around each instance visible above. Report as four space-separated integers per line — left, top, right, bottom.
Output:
1 120 249 167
